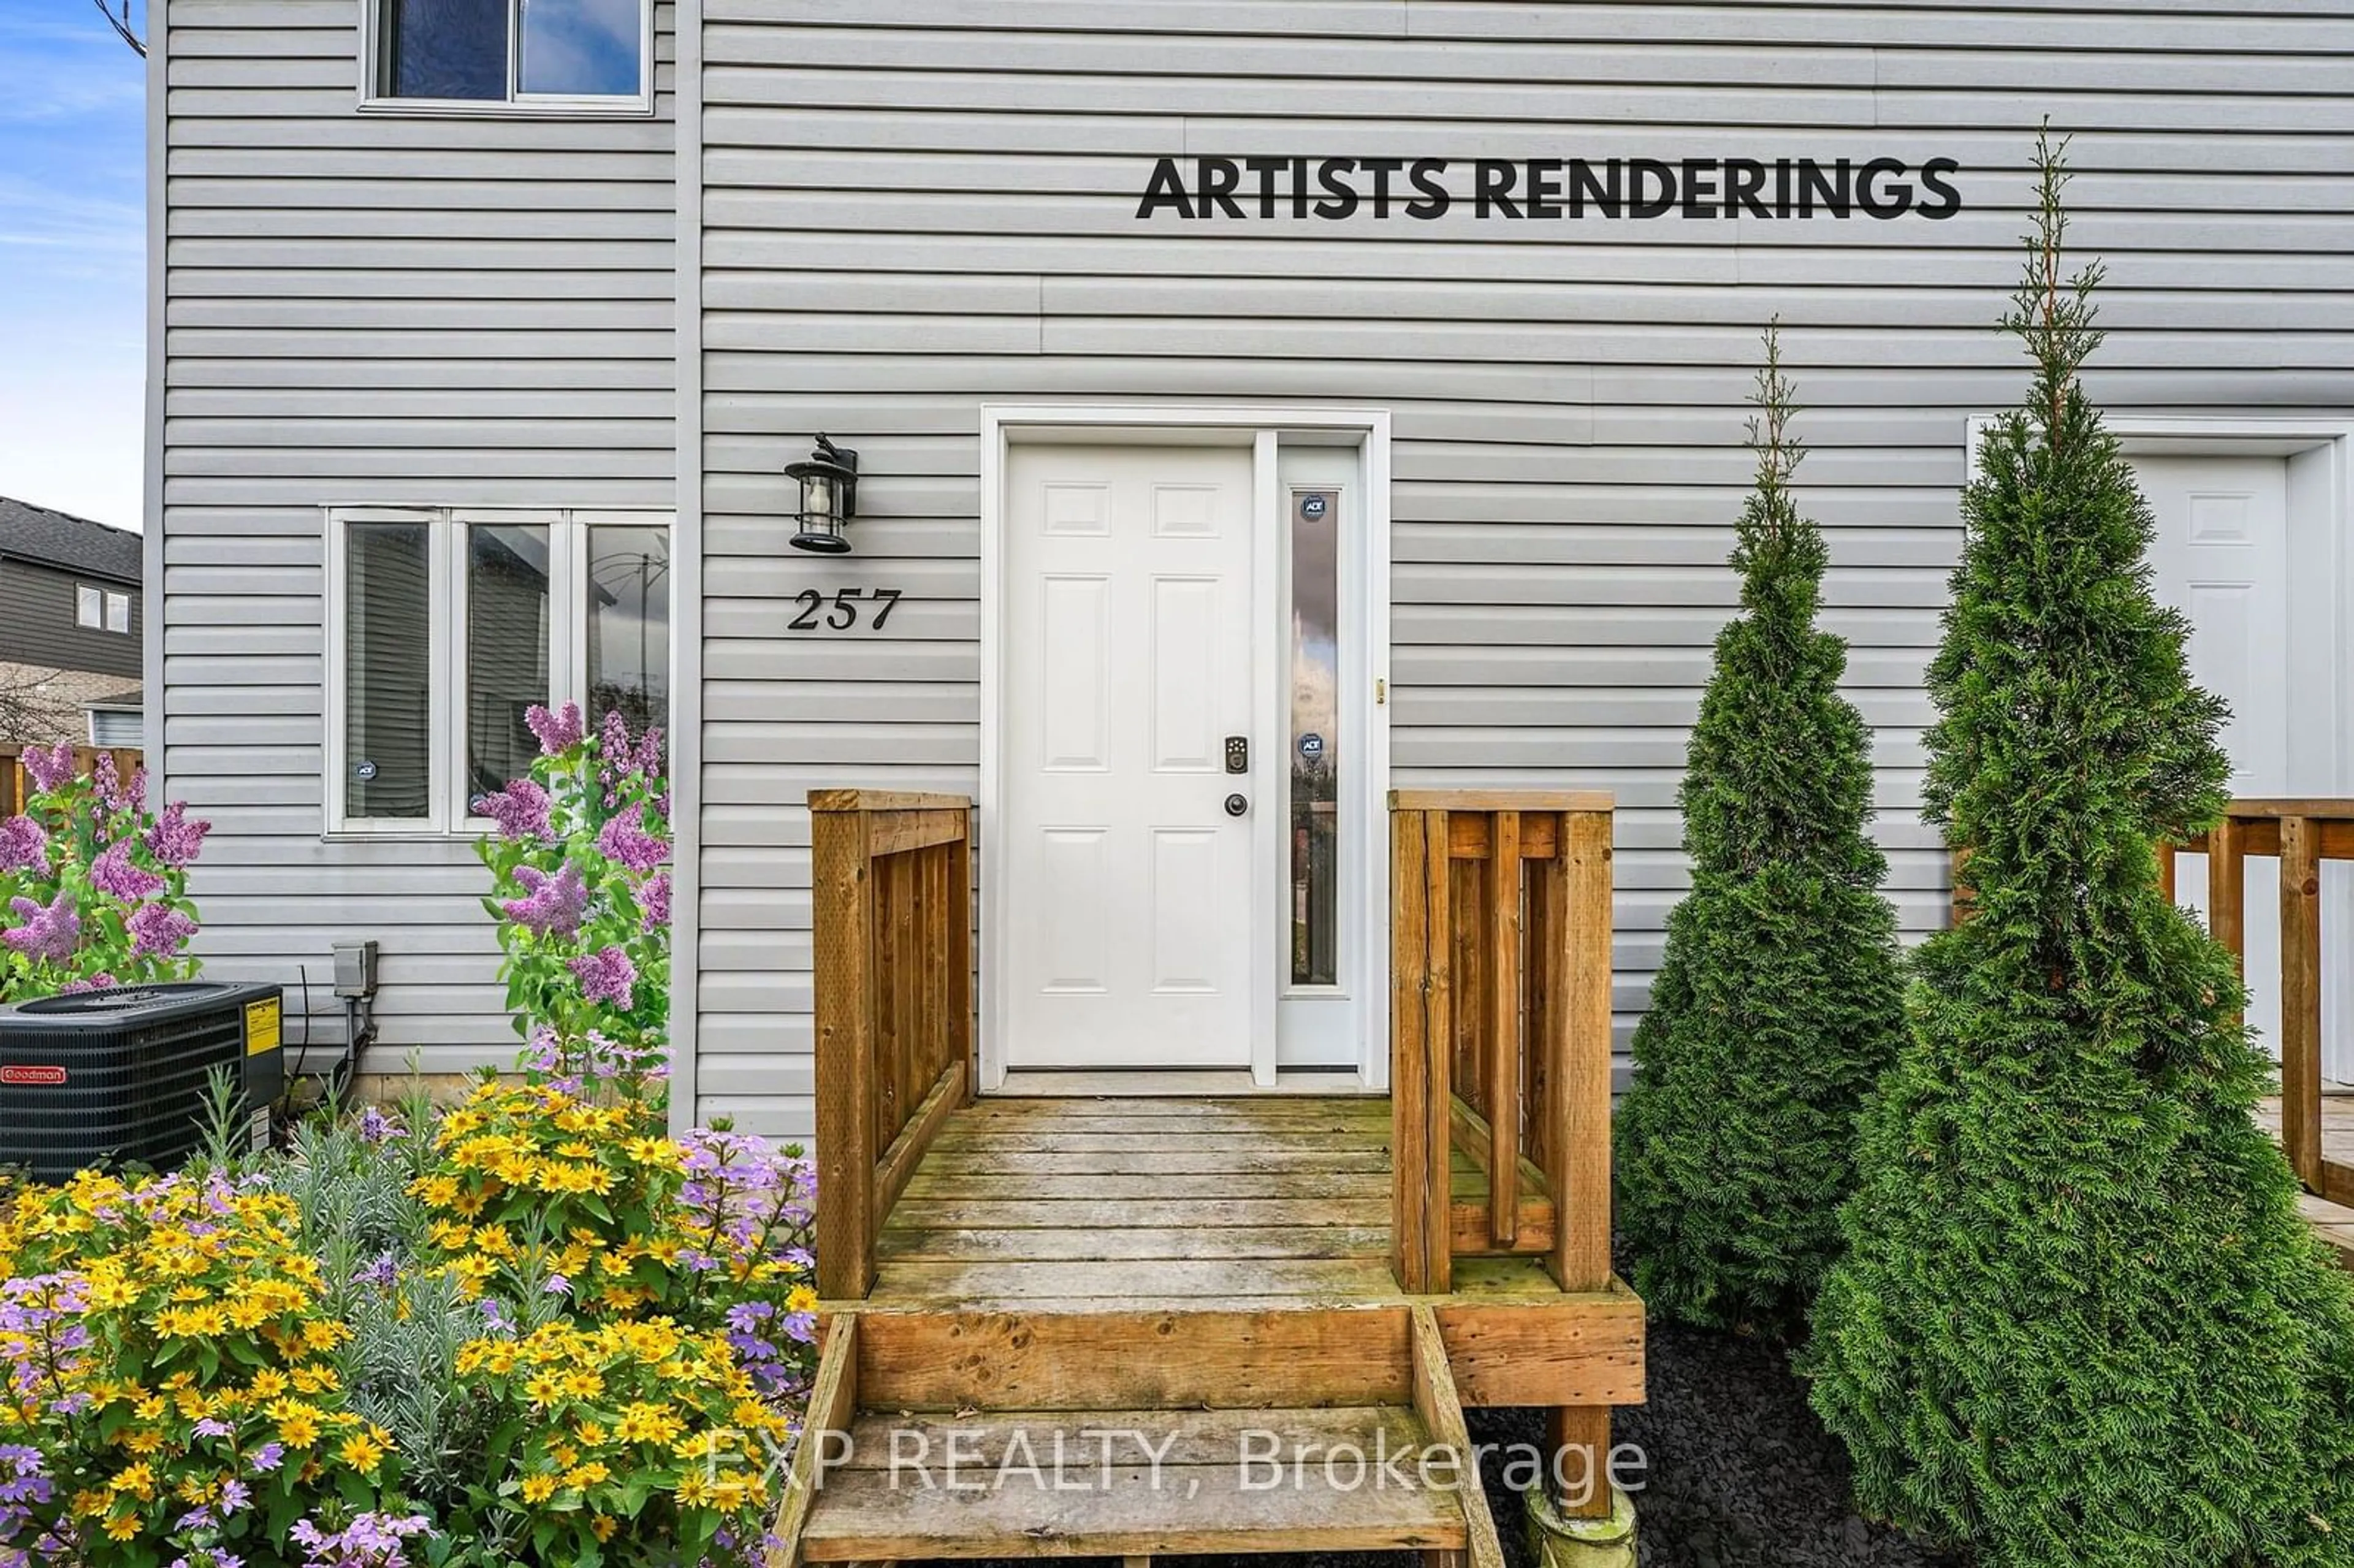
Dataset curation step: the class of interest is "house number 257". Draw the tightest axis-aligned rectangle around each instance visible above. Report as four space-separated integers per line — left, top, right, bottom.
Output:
789 587 902 631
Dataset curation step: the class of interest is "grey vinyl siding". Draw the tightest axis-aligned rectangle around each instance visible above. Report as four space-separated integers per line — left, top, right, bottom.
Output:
158 0 677 1067
693 1 2354 1135
0 560 142 680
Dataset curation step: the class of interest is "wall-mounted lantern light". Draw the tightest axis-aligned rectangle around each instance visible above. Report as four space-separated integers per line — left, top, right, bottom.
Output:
785 435 859 554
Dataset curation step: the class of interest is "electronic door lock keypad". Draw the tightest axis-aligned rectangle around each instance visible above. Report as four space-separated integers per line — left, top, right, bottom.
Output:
1224 736 1249 774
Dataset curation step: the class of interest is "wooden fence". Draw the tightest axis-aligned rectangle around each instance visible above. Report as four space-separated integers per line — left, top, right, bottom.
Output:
810 790 975 1300
0 747 142 816
1388 790 1615 1297
2162 800 2354 1208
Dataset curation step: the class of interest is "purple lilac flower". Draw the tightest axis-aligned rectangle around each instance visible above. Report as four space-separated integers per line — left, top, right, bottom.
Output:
500 862 587 938
90 840 165 902
598 709 633 772
595 813 668 874
638 870 671 934
479 778 552 842
1 894 78 964
145 801 211 869
524 702 583 756
93 754 143 819
636 727 666 780
57 974 118 996
18 747 74 796
128 902 198 961
568 945 636 1010
0 818 46 876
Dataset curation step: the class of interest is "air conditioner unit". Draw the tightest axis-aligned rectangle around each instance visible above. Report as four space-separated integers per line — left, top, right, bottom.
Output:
0 982 286 1181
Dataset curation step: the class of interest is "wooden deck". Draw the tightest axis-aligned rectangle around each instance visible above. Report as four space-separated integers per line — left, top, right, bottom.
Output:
872 1096 1588 1309
782 791 1640 1566
785 1095 1643 1564
2256 1096 2354 1270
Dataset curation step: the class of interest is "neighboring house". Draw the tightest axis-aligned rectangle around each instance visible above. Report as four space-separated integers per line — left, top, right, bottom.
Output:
147 2 2354 1135
0 497 143 751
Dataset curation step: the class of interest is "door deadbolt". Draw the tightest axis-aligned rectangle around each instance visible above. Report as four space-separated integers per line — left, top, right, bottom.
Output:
1224 793 1249 818
1224 736 1249 774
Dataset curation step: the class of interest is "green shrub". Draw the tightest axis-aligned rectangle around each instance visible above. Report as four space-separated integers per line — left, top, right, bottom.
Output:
1612 326 1907 1339
1802 129 2354 1568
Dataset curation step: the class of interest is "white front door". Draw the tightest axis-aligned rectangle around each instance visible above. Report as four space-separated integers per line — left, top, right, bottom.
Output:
2140 453 2312 1066
1000 443 1259 1068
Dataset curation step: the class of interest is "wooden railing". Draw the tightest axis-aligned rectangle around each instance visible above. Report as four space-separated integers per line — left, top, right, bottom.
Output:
810 790 975 1300
1388 790 1615 1297
0 747 142 816
2160 799 2354 1208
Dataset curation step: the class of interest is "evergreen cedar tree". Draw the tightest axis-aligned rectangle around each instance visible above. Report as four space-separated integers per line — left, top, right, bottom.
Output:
1802 129 2354 1568
1612 327 1907 1339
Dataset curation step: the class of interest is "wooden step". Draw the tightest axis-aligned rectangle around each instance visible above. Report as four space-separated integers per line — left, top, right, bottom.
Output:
771 1305 1508 1567
802 1406 1466 1560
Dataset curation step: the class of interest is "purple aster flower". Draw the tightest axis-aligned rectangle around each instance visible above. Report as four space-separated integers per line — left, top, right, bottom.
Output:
595 813 668 875
90 840 164 902
127 902 198 961
479 778 552 842
2 894 78 964
638 869 671 934
567 945 636 1010
500 862 587 938
247 1442 284 1475
145 801 211 869
218 1480 249 1516
543 1273 570 1296
478 1298 512 1332
524 702 583 756
191 1418 232 1439
0 818 45 876
18 746 74 796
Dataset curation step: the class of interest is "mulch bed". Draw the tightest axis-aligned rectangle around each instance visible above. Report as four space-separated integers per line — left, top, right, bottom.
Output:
1462 1319 1970 1568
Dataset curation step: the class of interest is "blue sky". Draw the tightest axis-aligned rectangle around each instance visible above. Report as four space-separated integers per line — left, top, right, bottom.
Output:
0 0 145 531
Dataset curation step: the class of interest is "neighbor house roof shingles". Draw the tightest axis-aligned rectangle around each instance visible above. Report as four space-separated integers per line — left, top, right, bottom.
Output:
0 497 142 585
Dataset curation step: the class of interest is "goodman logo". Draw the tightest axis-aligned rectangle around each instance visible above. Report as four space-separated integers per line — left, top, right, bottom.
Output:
0 1065 67 1087
1137 156 1962 221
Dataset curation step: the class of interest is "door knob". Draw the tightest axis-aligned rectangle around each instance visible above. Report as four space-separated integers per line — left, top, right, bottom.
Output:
1225 793 1249 818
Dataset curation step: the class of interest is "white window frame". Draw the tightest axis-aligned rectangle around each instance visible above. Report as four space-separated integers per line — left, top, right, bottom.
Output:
75 584 102 630
322 506 674 837
104 591 132 635
357 0 657 118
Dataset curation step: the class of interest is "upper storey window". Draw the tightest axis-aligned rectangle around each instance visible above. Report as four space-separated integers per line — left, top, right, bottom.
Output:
370 0 650 113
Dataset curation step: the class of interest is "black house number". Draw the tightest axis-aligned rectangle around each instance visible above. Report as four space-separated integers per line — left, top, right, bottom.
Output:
790 587 902 631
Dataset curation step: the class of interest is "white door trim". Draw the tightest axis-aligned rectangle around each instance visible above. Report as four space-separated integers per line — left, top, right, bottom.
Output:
980 405 1393 1094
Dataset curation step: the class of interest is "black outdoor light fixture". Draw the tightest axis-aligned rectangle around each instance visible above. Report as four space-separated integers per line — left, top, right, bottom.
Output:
785 434 859 554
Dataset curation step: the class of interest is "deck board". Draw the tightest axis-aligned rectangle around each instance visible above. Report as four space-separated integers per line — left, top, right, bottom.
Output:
874 1097 1405 1306
2255 1096 2354 1269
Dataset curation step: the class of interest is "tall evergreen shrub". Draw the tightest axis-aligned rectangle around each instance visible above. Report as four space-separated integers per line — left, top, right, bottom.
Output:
1613 327 1907 1338
1804 130 2354 1568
